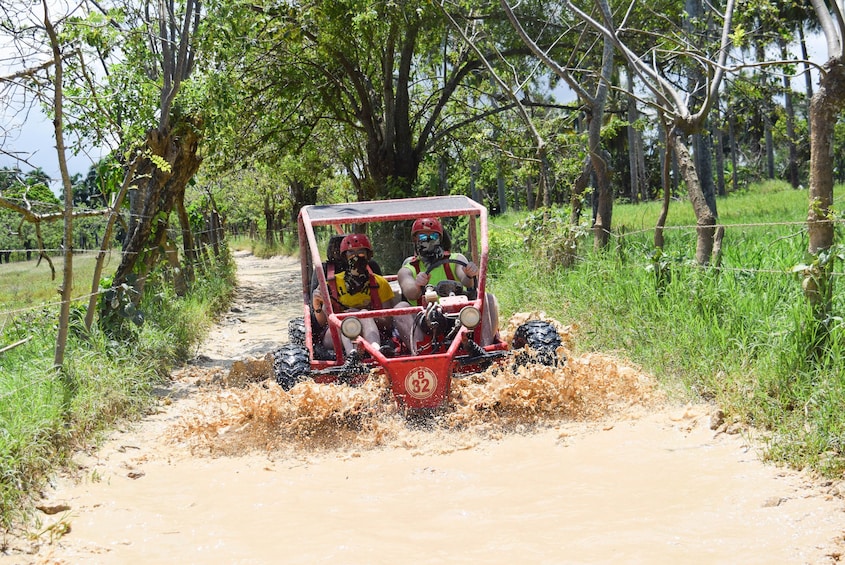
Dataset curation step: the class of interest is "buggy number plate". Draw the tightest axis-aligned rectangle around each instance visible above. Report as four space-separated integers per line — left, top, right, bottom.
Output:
405 367 437 399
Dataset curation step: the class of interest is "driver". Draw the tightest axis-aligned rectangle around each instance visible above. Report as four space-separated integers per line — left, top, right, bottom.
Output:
397 217 478 304
394 217 499 349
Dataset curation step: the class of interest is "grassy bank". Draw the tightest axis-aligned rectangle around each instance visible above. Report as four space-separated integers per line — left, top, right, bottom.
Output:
490 181 845 475
0 248 236 530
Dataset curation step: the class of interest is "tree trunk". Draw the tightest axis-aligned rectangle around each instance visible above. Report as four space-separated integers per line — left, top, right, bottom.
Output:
626 65 650 204
470 163 481 203
805 60 845 314
46 10 73 368
210 209 222 257
685 0 716 216
714 116 726 197
655 121 673 249
162 237 188 296
85 158 139 331
692 130 716 213
539 146 552 208
670 131 717 265
497 166 507 214
593 149 612 249
780 39 800 189
590 37 614 249
626 67 641 204
799 25 814 139
525 177 535 211
712 101 726 196
764 114 775 179
143 146 201 293
635 120 648 202
728 110 739 192
112 120 201 300
175 197 196 284
264 192 275 248
570 156 591 225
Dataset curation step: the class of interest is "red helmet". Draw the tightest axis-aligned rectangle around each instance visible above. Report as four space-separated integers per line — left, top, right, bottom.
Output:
340 233 372 253
411 217 443 236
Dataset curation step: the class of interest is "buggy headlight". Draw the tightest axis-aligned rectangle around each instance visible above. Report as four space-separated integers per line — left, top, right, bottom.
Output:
341 316 363 340
459 306 481 329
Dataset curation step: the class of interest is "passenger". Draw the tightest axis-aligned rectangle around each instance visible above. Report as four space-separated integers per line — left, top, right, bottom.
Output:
309 233 382 296
312 233 397 358
394 217 499 349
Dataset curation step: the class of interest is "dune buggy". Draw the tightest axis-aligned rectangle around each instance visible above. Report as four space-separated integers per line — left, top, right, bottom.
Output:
273 195 564 411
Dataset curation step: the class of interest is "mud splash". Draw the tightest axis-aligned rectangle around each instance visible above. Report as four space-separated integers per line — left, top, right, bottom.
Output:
169 313 661 456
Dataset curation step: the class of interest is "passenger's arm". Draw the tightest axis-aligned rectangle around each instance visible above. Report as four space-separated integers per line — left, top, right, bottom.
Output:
312 288 327 327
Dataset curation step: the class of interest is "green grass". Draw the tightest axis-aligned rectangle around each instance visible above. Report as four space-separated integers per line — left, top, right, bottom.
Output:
229 234 298 259
490 180 845 474
0 252 119 320
0 247 236 530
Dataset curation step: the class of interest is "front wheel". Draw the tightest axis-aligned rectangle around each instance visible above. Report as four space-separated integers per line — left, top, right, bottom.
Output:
272 344 310 390
512 320 564 367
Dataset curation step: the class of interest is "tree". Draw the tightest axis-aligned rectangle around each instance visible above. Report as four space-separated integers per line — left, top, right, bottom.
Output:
803 0 845 327
93 0 204 303
199 0 560 201
499 0 615 249
566 0 736 265
0 171 64 264
437 2 554 211
2 0 213 345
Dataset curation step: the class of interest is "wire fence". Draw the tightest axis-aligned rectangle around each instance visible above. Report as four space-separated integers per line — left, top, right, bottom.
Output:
1 217 842 321
495 223 845 284
0 236 225 320
1 216 843 402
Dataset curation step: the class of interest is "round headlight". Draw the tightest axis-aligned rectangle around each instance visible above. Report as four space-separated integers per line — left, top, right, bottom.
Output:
459 306 481 329
341 316 363 340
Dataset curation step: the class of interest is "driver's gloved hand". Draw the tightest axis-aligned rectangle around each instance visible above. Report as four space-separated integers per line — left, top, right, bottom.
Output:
463 262 479 278
415 272 431 287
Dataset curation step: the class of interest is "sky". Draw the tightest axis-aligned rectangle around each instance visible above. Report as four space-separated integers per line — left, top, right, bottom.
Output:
0 0 107 190
0 111 108 187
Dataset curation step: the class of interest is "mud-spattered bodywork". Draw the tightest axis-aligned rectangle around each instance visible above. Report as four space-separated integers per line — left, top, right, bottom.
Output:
274 195 562 410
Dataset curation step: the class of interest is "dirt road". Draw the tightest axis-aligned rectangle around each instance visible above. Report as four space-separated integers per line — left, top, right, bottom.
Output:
5 250 845 564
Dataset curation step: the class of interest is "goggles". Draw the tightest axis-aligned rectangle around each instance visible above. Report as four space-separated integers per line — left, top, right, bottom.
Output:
345 248 369 257
416 232 440 243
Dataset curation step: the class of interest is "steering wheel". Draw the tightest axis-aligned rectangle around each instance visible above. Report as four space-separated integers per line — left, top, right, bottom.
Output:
424 258 478 299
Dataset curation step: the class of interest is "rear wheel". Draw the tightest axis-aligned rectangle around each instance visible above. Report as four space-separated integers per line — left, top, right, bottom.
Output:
512 320 563 367
272 344 310 390
288 316 306 345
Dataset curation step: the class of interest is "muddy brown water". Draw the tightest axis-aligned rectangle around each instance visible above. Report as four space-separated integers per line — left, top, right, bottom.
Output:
4 251 845 564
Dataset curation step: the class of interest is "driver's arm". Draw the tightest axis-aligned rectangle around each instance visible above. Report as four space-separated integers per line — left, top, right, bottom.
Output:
452 253 478 288
397 265 425 302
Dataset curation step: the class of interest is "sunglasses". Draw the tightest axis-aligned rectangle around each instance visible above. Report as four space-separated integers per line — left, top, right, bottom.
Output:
417 232 440 243
345 248 369 257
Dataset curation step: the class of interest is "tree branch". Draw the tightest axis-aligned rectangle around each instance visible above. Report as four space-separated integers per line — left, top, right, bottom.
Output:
812 0 844 61
500 0 594 103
